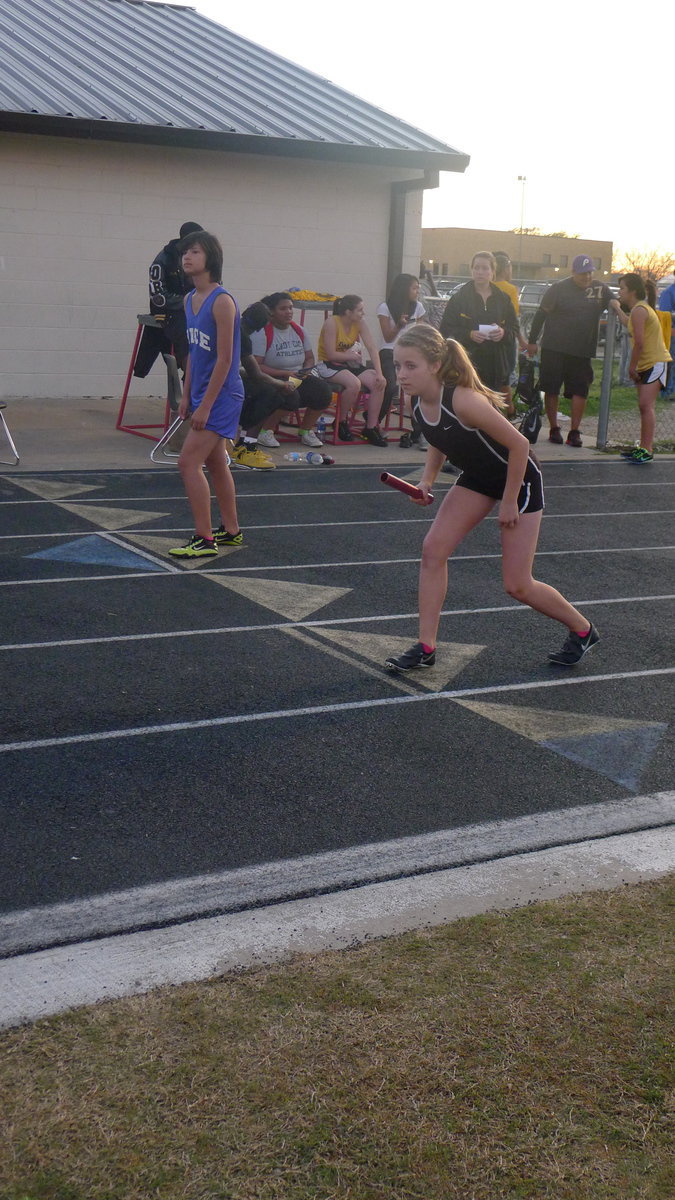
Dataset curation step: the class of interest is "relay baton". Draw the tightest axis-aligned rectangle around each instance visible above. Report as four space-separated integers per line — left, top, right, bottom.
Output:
380 472 434 506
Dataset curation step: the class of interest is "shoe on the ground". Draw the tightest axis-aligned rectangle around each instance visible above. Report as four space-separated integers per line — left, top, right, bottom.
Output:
549 426 564 444
169 534 218 559
362 426 388 447
548 623 599 666
337 420 354 442
417 433 429 451
441 460 459 475
232 445 275 470
566 429 583 447
620 445 639 458
301 429 323 448
626 446 654 464
258 429 280 448
385 641 436 671
212 526 244 547
399 432 413 448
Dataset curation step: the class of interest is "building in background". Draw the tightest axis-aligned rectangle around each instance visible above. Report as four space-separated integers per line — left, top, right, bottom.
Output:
0 0 469 400
422 227 613 283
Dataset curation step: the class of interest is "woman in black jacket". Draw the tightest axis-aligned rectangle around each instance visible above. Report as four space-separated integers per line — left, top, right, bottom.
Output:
440 251 518 393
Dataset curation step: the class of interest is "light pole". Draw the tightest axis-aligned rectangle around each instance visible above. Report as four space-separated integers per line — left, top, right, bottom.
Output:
517 175 527 281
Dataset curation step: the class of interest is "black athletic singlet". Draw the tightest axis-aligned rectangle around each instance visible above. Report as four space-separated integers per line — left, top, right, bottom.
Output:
412 386 544 513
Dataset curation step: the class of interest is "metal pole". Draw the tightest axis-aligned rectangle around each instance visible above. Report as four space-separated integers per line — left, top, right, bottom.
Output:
517 175 526 278
596 308 617 449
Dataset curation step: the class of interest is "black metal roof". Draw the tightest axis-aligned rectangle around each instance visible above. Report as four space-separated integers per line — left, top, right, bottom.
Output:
0 0 469 170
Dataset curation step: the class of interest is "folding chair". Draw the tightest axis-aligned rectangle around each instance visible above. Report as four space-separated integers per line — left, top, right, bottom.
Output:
0 402 20 465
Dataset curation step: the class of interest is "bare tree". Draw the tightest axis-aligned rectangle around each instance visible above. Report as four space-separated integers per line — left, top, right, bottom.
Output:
614 248 675 280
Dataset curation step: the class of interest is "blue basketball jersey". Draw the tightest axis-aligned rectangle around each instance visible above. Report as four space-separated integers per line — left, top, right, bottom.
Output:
186 285 244 409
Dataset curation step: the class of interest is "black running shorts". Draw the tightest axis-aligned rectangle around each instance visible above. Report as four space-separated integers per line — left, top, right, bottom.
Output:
455 459 544 514
539 349 594 400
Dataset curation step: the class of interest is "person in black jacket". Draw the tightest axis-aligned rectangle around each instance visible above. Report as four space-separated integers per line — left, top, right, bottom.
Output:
440 251 519 394
133 221 203 377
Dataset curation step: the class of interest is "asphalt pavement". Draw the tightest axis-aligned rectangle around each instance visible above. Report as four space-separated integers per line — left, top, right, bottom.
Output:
1 398 673 1023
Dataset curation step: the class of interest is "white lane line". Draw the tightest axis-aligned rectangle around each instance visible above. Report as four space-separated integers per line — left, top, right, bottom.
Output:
1 667 673 754
98 532 180 574
2 481 674 505
2 793 672 959
1 509 674 541
2 592 675 653
1 544 674 590
284 625 418 695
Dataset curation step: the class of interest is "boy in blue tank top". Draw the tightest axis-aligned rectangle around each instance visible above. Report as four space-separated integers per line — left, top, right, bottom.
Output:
170 231 245 558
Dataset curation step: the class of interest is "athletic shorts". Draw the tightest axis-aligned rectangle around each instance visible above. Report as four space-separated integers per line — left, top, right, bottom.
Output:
193 391 243 439
315 361 368 382
455 457 545 514
539 349 594 400
637 362 668 387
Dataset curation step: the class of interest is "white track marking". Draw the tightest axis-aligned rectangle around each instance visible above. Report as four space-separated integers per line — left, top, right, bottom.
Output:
2 793 672 960
98 532 180 573
1 667 673 754
1 545 673 589
1 509 674 541
2 593 675 653
1 481 674 505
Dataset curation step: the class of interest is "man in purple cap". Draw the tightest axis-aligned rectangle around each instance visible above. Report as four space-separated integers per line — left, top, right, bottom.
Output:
527 254 617 446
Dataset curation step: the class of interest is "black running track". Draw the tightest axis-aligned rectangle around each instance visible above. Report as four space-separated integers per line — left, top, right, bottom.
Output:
1 458 673 952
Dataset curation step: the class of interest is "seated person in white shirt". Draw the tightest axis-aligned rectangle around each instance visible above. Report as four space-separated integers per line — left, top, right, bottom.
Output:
250 292 332 449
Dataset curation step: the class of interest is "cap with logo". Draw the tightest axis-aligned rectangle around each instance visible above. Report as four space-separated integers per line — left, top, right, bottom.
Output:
572 254 593 273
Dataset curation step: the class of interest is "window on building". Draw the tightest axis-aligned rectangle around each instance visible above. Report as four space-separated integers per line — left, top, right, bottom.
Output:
441 262 448 275
560 255 568 268
593 257 601 269
543 253 551 265
433 262 439 274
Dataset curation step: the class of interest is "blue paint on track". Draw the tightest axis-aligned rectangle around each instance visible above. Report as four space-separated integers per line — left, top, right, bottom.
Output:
27 535 167 572
541 725 668 792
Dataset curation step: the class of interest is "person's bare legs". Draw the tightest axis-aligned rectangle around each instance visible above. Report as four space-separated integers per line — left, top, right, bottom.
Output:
636 379 659 452
418 486 495 647
177 428 221 539
569 393 587 435
205 438 239 533
359 368 386 427
330 370 361 421
545 392 560 433
501 512 589 629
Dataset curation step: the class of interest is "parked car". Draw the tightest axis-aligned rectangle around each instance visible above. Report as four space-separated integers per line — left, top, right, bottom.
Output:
518 282 549 339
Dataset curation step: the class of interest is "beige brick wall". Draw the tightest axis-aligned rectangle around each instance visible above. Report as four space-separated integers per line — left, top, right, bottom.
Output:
0 133 423 399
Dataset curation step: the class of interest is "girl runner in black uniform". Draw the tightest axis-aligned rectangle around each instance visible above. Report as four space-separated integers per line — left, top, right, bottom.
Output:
385 325 599 670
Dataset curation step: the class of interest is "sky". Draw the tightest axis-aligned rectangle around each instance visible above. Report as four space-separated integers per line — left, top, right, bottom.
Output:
174 0 674 260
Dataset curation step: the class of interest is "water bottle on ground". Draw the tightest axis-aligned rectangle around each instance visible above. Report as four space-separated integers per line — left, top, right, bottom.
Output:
283 451 323 465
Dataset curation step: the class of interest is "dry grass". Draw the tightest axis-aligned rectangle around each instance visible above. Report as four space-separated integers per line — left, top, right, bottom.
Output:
1 879 673 1200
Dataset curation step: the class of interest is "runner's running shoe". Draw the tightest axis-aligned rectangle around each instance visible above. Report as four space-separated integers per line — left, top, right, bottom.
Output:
626 447 654 464
169 535 218 559
548 624 599 666
212 526 244 547
385 642 436 671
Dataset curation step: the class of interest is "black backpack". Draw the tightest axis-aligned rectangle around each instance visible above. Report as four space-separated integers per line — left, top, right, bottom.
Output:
516 353 542 444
